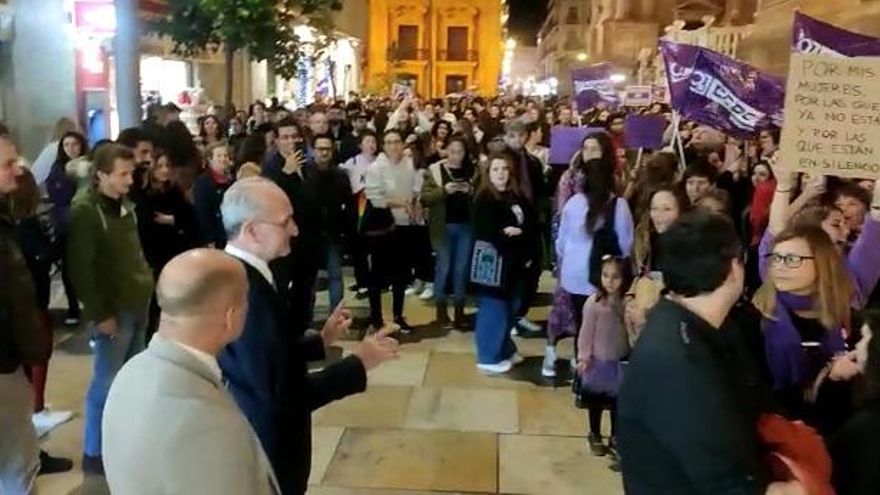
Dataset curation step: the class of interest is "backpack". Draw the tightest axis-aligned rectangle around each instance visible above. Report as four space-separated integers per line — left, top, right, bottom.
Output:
588 198 623 288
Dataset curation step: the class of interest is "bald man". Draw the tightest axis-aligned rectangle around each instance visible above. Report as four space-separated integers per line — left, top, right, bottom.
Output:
102 249 280 495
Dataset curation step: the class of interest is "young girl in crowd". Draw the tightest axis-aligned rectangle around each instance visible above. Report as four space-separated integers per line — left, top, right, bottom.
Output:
472 153 533 374
577 256 630 465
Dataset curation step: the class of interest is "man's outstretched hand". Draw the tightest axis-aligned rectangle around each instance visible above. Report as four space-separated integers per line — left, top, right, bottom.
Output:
353 326 400 371
321 302 353 347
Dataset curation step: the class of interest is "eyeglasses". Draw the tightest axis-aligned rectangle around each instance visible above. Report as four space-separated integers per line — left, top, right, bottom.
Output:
765 252 815 269
255 215 294 230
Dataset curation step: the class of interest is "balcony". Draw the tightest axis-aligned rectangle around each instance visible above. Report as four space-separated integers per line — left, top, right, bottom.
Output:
387 47 430 62
438 50 479 62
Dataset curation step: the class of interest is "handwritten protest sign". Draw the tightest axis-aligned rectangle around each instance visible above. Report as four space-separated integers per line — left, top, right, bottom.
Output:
779 53 880 179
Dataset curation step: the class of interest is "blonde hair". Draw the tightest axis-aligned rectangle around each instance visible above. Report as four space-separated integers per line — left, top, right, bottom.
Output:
51 117 79 142
752 224 853 330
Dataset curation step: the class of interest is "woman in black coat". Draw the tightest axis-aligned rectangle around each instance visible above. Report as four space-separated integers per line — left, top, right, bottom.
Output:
193 142 233 248
471 152 535 374
137 150 199 341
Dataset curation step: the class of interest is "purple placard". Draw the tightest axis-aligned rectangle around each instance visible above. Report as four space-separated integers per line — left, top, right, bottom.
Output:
571 64 618 109
624 115 667 150
665 44 785 138
793 12 880 57
548 126 606 165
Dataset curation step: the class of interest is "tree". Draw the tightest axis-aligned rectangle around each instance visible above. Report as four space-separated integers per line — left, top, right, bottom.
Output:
151 0 342 112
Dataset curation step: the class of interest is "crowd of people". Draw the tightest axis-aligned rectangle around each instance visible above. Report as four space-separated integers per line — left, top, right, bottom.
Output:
1 88 880 494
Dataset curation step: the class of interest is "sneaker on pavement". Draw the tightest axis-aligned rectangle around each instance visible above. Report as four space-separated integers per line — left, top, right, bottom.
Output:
394 317 414 335
81 454 105 475
541 346 557 377
588 433 608 456
33 409 74 438
510 326 519 337
476 360 513 374
38 451 73 476
418 285 434 301
405 280 425 297
517 317 542 333
356 288 369 299
510 353 525 366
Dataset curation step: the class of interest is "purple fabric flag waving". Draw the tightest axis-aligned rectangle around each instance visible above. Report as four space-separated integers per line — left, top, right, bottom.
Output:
572 64 618 109
660 40 699 109
662 42 785 138
792 12 880 57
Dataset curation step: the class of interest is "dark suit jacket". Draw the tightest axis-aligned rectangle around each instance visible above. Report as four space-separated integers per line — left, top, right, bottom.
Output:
218 261 367 495
192 173 229 248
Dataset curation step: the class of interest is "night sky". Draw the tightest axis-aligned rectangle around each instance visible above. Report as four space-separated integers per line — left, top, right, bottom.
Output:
507 0 549 46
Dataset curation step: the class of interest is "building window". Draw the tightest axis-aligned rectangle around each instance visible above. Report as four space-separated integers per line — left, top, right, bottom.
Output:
445 75 467 95
397 25 419 60
446 26 469 61
566 6 579 24
397 73 418 89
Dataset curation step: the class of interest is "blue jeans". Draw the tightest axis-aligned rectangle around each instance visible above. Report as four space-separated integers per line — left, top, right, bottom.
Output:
83 310 147 456
474 292 521 365
434 223 473 306
326 242 344 310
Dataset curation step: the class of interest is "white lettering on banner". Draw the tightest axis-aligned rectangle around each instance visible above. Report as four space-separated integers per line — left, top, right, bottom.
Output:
795 34 845 58
689 70 766 131
668 61 693 84
573 80 618 101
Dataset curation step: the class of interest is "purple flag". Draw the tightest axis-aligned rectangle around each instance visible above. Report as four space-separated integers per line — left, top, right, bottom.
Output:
792 12 880 57
660 41 699 110
549 126 606 165
571 64 618 109
624 115 667 150
664 43 785 138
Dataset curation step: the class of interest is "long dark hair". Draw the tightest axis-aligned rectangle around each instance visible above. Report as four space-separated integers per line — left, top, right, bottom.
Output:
573 132 614 170
199 115 226 142
583 158 616 234
54 131 88 167
446 135 475 171
476 152 520 200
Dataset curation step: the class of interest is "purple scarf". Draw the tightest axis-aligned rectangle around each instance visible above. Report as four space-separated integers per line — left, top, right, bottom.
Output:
762 292 846 390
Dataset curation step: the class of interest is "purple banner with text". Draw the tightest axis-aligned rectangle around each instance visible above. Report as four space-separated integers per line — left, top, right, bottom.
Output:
792 12 880 57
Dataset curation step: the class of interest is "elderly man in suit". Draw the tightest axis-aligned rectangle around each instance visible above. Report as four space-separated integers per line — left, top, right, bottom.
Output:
102 249 279 494
219 177 399 495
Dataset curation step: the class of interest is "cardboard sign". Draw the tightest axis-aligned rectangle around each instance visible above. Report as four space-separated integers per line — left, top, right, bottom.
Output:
624 86 653 107
779 53 880 179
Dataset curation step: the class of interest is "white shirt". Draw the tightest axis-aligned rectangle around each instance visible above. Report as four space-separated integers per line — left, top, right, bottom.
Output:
224 244 274 288
341 153 374 194
175 341 223 383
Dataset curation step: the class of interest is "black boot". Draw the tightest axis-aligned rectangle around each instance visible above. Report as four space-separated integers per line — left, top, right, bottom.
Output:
454 303 470 331
39 451 73 475
436 303 451 326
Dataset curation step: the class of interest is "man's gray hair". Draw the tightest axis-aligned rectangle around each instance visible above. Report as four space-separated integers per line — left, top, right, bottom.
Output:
220 177 276 238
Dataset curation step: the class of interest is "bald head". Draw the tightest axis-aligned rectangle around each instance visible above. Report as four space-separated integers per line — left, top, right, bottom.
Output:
157 249 247 318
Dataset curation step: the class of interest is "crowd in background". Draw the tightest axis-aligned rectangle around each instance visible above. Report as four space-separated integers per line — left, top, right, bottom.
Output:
2 87 880 494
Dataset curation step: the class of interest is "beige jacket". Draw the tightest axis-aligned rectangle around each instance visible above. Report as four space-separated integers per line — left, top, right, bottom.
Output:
102 334 280 495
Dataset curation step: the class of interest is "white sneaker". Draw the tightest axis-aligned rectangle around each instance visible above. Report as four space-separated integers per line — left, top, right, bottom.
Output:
517 317 542 333
405 280 425 297
419 284 434 301
570 358 577 370
510 326 519 336
477 360 513 374
510 353 525 366
32 409 74 438
541 346 557 377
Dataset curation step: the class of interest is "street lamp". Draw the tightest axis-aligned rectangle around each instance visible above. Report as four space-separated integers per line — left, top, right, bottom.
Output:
610 73 627 84
576 52 587 61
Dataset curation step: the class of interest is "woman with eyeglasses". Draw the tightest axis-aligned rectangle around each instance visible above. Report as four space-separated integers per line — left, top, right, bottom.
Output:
766 160 880 308
753 223 856 426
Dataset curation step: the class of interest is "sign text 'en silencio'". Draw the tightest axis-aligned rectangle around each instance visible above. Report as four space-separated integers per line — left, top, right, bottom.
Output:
779 53 880 180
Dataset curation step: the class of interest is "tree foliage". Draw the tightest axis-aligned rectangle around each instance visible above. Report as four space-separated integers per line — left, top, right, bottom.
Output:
152 0 342 82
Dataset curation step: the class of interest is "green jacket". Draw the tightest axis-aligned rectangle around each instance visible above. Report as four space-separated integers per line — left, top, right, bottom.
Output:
420 160 478 249
67 188 154 322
